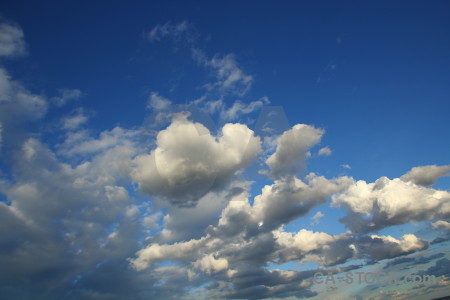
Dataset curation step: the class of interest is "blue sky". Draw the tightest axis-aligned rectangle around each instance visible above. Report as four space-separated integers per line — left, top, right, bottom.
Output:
1 1 450 299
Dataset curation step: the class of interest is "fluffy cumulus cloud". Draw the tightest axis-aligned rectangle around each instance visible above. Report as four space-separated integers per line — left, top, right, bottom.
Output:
132 114 261 207
274 229 355 266
266 124 324 179
332 173 450 233
251 174 352 232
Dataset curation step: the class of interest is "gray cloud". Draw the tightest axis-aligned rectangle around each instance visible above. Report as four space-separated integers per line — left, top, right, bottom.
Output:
357 234 428 262
132 114 261 207
0 23 26 57
400 164 450 186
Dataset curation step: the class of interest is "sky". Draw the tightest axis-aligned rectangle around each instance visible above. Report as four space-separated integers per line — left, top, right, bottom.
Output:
0 1 450 299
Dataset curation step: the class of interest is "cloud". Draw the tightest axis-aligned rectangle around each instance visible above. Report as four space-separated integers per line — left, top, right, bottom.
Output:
318 146 332 156
213 267 318 300
383 253 445 270
357 234 428 262
61 109 89 130
400 164 450 186
0 67 47 153
311 211 324 225
130 234 226 272
154 181 250 243
251 174 352 232
432 220 450 230
0 23 26 57
209 173 352 239
430 220 450 244
266 124 324 179
147 92 172 111
0 133 151 299
58 126 138 158
129 172 355 290
148 21 193 43
415 258 450 278
332 175 450 233
274 229 355 266
218 97 270 121
0 68 47 122
131 114 262 207
193 254 229 274
148 21 253 99
51 88 82 107
192 49 253 97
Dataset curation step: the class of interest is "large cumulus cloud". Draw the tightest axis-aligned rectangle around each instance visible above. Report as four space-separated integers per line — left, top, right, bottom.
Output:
132 114 261 207
332 173 450 233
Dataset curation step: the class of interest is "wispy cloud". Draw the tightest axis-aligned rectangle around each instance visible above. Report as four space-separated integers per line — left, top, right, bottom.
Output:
51 88 83 107
0 22 26 57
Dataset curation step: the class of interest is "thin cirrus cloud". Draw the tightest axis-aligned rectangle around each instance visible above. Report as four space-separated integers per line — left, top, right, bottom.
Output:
0 19 449 300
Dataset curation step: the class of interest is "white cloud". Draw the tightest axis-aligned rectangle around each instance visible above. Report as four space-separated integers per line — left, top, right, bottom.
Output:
193 254 229 274
193 49 253 97
0 68 47 122
51 88 82 106
147 92 171 111
58 126 138 157
318 146 332 156
266 124 324 179
311 211 324 225
130 235 216 271
332 176 450 232
432 220 450 230
275 229 334 256
155 181 250 243
0 23 26 57
131 114 261 207
62 110 88 130
252 174 352 231
0 67 47 152
400 164 450 186
219 97 270 121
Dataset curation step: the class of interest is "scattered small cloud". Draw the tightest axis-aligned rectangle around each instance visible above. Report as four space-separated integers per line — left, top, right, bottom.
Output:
51 88 83 107
148 20 193 43
318 146 332 156
147 92 171 111
310 211 324 226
